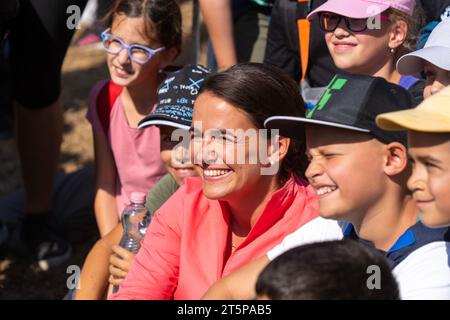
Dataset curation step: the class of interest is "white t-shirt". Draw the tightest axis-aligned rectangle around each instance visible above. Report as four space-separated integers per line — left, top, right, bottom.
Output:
393 241 450 299
267 217 450 300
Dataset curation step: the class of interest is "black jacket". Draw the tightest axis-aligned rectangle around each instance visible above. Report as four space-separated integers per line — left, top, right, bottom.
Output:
418 0 450 22
263 0 341 86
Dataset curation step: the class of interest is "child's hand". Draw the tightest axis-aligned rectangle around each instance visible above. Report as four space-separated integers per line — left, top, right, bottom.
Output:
109 245 136 287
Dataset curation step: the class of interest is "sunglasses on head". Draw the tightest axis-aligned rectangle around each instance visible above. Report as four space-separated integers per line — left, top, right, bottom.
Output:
318 12 390 33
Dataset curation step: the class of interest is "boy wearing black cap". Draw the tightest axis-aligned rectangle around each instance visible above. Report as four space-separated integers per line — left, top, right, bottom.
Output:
204 74 450 300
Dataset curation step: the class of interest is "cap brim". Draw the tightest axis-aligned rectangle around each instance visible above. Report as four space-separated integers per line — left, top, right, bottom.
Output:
138 117 190 130
376 109 450 132
264 116 370 139
307 0 388 20
397 47 450 75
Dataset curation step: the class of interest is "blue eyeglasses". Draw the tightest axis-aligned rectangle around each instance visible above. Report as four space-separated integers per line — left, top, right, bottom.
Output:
100 28 165 64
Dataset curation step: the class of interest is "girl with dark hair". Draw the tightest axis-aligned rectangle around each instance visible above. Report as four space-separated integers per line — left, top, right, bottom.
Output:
110 63 319 300
87 0 182 237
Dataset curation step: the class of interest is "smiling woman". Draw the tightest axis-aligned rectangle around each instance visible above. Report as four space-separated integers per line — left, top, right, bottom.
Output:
110 63 319 300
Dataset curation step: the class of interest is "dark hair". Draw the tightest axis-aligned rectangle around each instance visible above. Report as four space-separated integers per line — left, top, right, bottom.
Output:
103 0 182 54
256 239 400 300
199 63 308 182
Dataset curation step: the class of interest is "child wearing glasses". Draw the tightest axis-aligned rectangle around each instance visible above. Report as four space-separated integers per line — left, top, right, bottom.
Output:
307 0 425 104
86 0 181 237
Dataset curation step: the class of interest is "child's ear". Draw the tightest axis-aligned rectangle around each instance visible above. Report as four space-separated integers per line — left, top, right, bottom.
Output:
158 48 179 70
383 142 408 176
388 20 408 51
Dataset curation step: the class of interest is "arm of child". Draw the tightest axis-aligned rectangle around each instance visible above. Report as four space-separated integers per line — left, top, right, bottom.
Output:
74 225 123 300
92 129 119 237
199 0 237 70
202 254 270 300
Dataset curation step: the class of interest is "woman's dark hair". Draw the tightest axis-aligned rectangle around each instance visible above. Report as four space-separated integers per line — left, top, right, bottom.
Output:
103 0 182 54
199 62 308 182
256 239 400 300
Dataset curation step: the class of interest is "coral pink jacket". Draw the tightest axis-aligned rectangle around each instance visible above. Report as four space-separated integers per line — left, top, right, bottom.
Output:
111 175 318 300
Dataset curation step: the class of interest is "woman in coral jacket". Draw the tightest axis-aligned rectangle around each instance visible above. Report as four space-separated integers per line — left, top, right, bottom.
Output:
111 63 319 300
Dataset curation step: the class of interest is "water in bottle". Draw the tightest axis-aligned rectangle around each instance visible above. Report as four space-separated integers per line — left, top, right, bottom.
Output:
112 192 152 293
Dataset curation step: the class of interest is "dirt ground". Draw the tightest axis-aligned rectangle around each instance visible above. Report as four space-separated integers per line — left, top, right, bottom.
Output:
0 0 207 299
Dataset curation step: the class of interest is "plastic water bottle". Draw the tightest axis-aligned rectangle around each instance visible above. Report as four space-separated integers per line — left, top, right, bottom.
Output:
112 192 151 293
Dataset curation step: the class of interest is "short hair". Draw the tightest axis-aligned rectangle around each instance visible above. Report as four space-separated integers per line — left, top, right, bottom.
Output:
255 239 399 300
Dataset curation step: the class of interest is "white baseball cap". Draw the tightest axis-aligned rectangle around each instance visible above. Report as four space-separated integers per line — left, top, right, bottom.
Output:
397 18 450 75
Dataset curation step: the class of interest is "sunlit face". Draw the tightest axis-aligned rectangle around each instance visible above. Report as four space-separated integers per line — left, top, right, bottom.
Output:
422 62 450 98
106 14 164 88
325 16 393 74
190 92 279 202
407 131 450 227
159 126 196 186
305 125 386 222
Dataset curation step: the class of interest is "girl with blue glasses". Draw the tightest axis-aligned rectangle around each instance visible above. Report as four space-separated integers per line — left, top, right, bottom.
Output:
86 0 182 238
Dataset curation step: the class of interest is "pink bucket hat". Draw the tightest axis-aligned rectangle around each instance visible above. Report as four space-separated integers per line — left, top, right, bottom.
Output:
307 0 415 20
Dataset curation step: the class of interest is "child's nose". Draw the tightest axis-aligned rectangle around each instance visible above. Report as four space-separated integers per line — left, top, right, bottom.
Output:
333 19 350 37
116 48 131 64
407 167 426 193
305 161 323 182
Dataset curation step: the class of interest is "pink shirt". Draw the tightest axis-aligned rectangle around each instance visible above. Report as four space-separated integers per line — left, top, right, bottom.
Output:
111 175 319 300
86 80 166 218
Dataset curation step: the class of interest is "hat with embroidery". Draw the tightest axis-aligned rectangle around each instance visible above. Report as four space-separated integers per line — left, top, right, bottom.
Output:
138 64 210 130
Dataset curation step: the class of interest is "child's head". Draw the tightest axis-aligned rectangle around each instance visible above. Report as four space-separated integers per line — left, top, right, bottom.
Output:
255 239 399 300
397 18 450 98
101 0 182 87
377 86 450 227
139 65 211 185
308 0 422 76
265 74 414 222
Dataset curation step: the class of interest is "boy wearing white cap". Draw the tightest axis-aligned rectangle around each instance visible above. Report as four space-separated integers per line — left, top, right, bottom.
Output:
397 18 450 98
377 86 450 227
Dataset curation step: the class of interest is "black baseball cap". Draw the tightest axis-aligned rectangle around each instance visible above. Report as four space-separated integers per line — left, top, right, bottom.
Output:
264 74 415 145
138 64 210 130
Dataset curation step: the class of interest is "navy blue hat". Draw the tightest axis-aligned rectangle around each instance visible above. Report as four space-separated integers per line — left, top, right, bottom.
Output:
264 74 415 146
138 64 210 130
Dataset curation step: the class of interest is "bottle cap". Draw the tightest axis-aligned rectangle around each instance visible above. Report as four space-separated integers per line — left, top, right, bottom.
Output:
130 192 146 204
